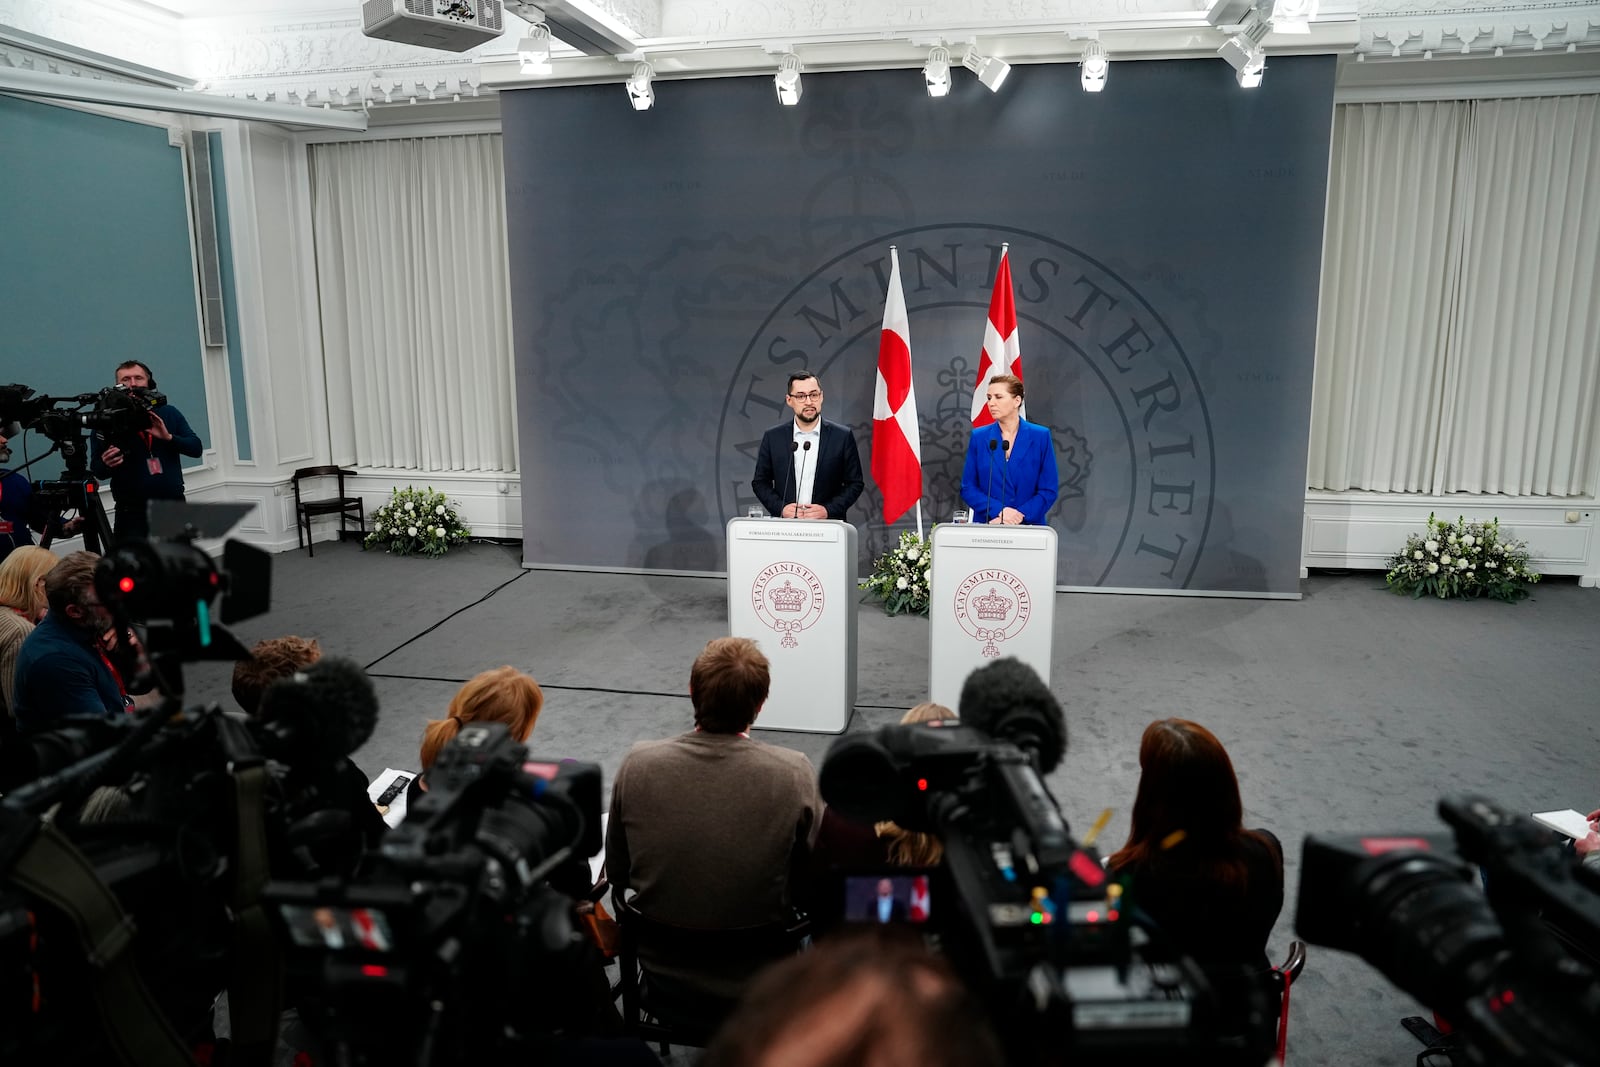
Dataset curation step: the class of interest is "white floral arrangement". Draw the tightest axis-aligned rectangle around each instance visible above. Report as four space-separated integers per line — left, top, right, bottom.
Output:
1384 513 1539 602
860 531 932 616
363 486 471 558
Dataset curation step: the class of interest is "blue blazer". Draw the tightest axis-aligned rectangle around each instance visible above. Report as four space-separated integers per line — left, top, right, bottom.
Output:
960 420 1060 525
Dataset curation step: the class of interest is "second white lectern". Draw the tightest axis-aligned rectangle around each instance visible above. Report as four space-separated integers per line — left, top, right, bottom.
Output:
928 523 1058 709
726 517 858 733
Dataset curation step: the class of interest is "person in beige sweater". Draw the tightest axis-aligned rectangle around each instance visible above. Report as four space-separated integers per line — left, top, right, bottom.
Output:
0 546 55 718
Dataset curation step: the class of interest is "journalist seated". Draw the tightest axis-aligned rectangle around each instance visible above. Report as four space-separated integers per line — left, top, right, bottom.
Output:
1106 718 1284 970
10 551 138 734
606 636 820 998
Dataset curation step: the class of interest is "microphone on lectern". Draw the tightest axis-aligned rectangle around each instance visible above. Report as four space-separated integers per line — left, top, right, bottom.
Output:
796 440 813 518
780 440 798 516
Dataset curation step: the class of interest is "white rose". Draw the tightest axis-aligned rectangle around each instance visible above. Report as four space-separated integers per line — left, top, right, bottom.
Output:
1461 534 1474 547
1486 560 1496 568
1424 540 1438 552
407 526 418 536
1440 554 1452 565
896 576 909 590
436 526 446 537
405 502 414 512
436 505 446 515
1446 533 1456 543
1426 562 1439 574
906 547 920 561
1457 558 1468 569
1413 550 1423 560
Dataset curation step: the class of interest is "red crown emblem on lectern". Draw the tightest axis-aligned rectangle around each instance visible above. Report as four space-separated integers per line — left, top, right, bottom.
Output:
973 586 1013 621
768 580 805 613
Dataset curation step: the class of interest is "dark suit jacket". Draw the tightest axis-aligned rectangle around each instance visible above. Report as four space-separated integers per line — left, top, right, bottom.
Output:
752 419 865 521
960 419 1059 525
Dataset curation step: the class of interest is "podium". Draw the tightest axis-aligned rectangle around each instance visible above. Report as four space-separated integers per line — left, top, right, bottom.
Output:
928 523 1058 709
726 517 858 733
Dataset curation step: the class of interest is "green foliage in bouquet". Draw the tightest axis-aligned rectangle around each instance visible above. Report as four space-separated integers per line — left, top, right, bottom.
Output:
1384 513 1539 602
363 486 471 558
860 531 932 616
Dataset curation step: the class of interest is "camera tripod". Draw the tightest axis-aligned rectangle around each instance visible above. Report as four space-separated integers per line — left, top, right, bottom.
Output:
35 431 117 555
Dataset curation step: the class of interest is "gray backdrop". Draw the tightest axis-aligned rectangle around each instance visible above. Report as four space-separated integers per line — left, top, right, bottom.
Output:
503 57 1335 594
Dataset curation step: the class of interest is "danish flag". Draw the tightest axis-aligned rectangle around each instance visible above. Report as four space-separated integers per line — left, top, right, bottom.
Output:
908 875 931 922
871 247 922 524
969 245 1024 426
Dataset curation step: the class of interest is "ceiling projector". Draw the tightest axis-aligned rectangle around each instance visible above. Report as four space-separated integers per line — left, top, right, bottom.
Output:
361 0 505 52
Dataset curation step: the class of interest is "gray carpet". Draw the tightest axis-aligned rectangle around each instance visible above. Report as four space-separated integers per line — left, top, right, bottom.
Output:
179 541 1600 1067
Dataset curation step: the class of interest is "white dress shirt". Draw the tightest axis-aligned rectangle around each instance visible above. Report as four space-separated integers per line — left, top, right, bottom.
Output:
792 423 821 507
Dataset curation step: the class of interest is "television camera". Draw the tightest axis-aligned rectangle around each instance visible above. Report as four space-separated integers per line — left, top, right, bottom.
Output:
1296 795 1600 1066
819 672 1276 1066
1 381 172 553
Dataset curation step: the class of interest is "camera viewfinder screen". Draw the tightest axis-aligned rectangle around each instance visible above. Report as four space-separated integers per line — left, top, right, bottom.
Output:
282 904 395 953
844 874 932 924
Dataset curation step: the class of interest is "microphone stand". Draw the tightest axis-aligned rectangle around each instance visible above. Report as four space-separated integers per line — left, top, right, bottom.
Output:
796 440 813 518
780 440 798 517
1001 438 1012 523
985 438 999 524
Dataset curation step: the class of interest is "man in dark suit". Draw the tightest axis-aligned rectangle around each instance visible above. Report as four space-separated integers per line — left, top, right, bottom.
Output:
751 372 864 521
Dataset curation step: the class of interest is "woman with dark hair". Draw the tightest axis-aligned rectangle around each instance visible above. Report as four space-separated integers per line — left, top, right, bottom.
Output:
1107 718 1284 968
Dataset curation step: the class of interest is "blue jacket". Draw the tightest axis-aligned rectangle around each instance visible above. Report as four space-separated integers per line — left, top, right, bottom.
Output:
0 470 33 562
960 420 1060 525
12 612 128 733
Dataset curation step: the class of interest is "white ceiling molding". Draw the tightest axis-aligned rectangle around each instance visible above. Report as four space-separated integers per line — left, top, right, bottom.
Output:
0 0 187 75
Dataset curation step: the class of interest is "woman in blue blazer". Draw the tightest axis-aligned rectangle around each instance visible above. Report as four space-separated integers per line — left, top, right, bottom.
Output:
960 374 1060 525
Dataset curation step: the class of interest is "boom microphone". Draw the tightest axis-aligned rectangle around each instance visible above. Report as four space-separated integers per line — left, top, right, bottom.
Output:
958 657 1067 773
257 656 380 766
1001 437 1012 515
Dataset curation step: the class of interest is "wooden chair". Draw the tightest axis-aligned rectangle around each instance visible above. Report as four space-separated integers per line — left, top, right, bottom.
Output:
291 466 364 556
611 892 808 1056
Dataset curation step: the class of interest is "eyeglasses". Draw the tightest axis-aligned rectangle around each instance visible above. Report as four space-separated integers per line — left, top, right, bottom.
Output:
788 390 822 401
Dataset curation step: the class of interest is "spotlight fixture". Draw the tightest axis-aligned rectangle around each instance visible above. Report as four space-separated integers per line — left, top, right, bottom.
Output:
517 22 553 75
1218 16 1271 87
626 61 654 110
961 44 1011 92
774 53 803 106
923 45 952 97
1080 40 1108 92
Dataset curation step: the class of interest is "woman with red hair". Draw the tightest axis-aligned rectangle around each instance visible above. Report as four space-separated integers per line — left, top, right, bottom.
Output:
1107 719 1283 968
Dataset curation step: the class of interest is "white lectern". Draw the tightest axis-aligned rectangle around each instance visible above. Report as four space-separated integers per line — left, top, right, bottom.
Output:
928 523 1058 709
726 518 858 733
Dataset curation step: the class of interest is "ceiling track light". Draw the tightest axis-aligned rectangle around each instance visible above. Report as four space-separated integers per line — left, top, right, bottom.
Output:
1080 40 1109 92
774 53 803 106
626 61 654 110
1218 15 1271 88
961 43 1011 92
517 22 553 76
923 45 952 97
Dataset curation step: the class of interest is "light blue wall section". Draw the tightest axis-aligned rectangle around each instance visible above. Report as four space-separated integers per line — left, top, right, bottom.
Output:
208 130 251 461
0 95 209 465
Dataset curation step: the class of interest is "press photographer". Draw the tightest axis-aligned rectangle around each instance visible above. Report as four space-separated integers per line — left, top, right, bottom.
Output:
1296 795 1600 1066
90 361 203 543
818 658 1276 1067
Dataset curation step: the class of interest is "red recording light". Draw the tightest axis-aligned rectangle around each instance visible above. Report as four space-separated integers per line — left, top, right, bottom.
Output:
85 481 97 493
1086 910 1100 923
360 964 388 978
1501 989 1515 1005
1107 909 1120 921
916 778 928 791
118 577 135 593
209 572 220 586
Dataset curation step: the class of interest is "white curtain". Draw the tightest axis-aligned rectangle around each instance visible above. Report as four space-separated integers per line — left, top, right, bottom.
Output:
1308 95 1600 496
311 135 518 472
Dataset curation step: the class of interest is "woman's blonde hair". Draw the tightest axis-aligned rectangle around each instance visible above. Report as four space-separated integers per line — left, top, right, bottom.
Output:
0 547 57 619
875 702 957 865
419 666 544 770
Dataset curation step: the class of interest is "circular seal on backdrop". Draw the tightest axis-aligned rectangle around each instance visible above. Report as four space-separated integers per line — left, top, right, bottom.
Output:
953 568 1031 658
751 561 825 649
715 223 1216 590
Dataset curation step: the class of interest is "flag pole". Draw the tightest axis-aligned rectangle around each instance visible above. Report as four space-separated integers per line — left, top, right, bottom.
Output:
915 500 924 540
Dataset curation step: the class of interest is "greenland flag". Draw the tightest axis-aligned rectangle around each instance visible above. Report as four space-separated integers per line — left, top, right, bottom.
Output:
871 246 923 524
969 244 1024 426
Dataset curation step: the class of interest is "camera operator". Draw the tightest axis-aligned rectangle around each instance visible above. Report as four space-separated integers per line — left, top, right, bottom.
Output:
0 430 32 563
90 361 202 543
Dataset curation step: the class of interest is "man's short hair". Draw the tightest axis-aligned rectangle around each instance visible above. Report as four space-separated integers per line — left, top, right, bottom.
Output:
702 929 1002 1067
115 360 157 388
43 551 100 616
786 371 820 392
988 373 1024 399
233 635 323 715
690 636 770 733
